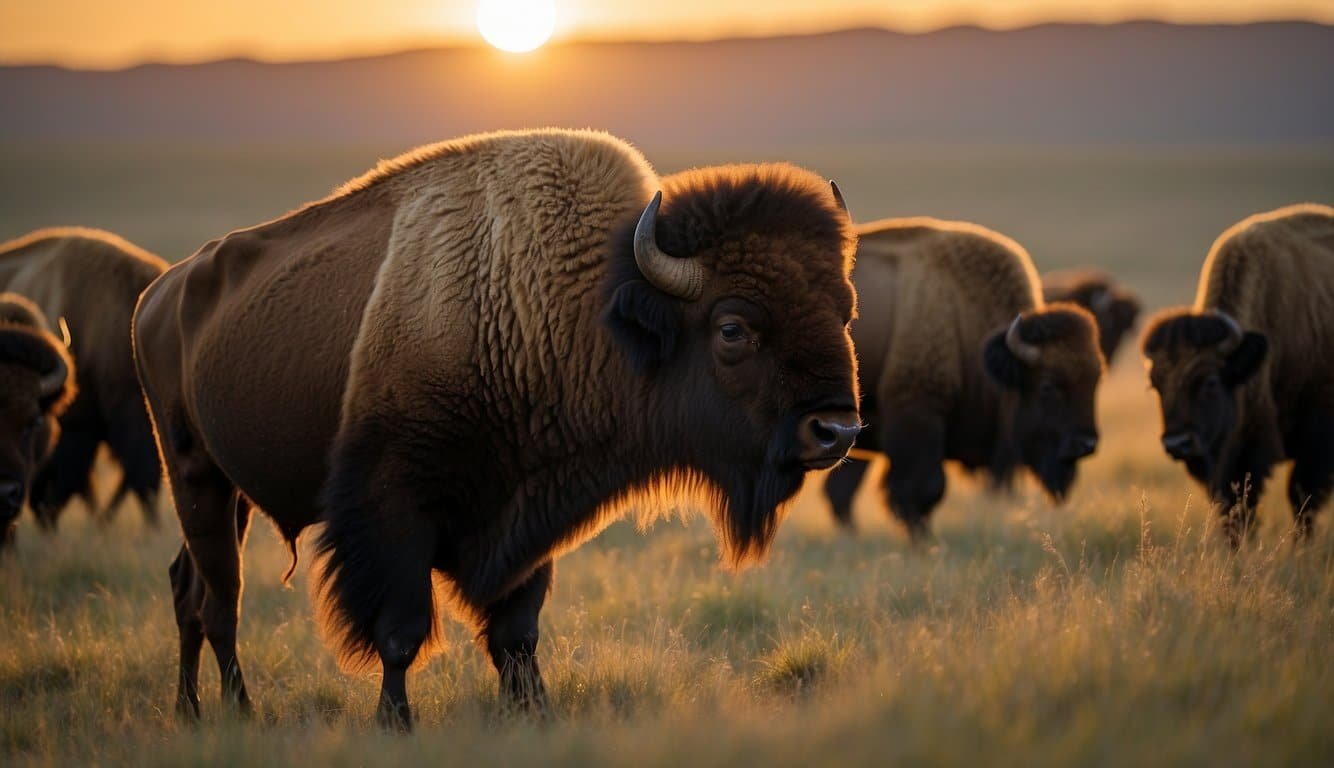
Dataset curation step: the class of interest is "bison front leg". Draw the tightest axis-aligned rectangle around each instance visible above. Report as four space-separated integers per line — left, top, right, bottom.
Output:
824 459 870 530
481 561 553 715
168 545 205 719
1287 411 1334 541
883 408 947 544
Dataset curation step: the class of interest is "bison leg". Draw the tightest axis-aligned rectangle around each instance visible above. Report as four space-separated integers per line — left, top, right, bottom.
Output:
824 459 870 530
169 544 206 719
160 419 254 717
481 560 553 714
29 426 99 531
883 409 947 543
105 398 164 528
1288 411 1334 541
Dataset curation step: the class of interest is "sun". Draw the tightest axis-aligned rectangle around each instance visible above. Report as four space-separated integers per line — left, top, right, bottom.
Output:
477 0 556 53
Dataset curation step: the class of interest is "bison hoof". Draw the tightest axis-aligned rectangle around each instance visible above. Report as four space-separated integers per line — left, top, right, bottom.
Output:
175 694 201 722
376 699 413 733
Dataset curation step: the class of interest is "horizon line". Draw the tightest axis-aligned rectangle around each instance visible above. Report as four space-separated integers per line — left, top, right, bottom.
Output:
3 17 1331 72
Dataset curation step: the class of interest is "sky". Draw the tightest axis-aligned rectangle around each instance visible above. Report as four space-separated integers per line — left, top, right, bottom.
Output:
2 0 1332 68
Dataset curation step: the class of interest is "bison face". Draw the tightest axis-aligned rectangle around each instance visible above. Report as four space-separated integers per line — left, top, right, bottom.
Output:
0 326 73 529
1141 310 1267 482
984 305 1102 501
604 172 859 562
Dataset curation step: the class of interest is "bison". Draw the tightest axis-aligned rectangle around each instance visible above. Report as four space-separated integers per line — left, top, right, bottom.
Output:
0 228 167 528
133 129 860 728
0 292 76 548
1042 268 1141 363
1142 203 1334 544
823 218 1104 537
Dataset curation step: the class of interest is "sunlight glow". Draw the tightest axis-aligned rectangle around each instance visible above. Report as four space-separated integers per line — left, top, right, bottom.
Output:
477 0 556 53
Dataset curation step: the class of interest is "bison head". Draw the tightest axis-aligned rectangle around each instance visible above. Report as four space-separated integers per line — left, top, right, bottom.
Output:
604 165 859 563
983 304 1103 501
1086 285 1141 364
0 294 75 537
1141 310 1267 482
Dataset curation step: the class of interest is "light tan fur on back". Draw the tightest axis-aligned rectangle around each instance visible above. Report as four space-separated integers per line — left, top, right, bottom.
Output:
1189 203 1334 431
853 217 1041 412
340 129 657 454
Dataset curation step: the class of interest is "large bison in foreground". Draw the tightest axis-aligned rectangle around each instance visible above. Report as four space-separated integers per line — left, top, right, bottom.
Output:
824 218 1104 538
1142 203 1334 545
0 228 167 527
0 293 75 547
1042 268 1141 364
133 129 860 728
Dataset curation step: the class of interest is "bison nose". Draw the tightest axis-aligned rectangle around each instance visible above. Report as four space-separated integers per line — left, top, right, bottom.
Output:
1162 432 1198 460
1060 431 1099 461
797 410 860 469
0 480 22 518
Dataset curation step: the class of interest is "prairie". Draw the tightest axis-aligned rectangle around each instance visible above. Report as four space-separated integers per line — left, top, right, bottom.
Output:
2 143 1333 766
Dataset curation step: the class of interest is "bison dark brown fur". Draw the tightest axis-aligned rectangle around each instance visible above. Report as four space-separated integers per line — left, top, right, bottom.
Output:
132 129 859 728
0 229 167 528
1142 203 1334 544
1042 268 1141 363
824 218 1104 538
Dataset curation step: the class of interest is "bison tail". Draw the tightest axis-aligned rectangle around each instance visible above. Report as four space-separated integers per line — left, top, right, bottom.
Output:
310 482 443 675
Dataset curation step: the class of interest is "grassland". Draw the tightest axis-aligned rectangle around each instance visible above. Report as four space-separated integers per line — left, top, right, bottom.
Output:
2 144 1333 766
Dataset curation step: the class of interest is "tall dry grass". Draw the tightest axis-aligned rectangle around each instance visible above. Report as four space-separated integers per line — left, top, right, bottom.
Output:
2 362 1331 767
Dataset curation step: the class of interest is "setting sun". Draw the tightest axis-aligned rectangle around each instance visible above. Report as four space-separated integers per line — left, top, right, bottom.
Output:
477 0 555 53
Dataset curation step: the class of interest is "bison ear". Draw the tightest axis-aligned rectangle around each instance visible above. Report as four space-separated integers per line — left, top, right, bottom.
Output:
983 330 1027 390
603 280 681 373
1221 331 1267 387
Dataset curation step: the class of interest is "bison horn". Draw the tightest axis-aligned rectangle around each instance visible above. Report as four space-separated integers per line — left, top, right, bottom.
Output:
1213 310 1244 356
1005 314 1042 365
634 191 704 301
830 180 848 216
38 349 68 402
57 316 72 348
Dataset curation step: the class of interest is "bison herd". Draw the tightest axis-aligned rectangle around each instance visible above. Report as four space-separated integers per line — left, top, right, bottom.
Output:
0 129 1329 729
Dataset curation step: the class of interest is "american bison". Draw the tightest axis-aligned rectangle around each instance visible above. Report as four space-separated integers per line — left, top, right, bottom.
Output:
0 228 167 528
1142 203 1334 544
133 129 860 728
0 292 76 548
824 218 1104 537
1042 268 1141 363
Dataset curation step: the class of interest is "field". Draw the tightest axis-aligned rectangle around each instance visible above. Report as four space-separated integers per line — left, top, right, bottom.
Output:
2 143 1334 766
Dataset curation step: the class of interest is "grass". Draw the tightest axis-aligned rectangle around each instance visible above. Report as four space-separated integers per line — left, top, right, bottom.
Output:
1 142 1333 764
2 360 1332 767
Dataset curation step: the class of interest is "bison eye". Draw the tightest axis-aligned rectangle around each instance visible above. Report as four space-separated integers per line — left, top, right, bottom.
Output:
719 323 746 343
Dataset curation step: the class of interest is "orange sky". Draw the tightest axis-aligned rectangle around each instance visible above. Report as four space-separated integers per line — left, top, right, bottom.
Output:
3 0 1332 68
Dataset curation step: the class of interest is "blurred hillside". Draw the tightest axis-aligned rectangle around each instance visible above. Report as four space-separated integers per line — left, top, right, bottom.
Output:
3 22 1333 145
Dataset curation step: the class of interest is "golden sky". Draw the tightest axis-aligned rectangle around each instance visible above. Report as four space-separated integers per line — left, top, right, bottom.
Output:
3 0 1332 68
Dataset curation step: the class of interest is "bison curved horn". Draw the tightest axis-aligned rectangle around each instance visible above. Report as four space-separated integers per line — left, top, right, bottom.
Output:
1212 310 1244 356
634 191 704 301
38 349 69 402
1005 314 1042 365
57 316 72 348
830 180 848 216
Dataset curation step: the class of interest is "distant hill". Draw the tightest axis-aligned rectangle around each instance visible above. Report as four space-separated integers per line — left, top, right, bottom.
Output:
2 22 1333 145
